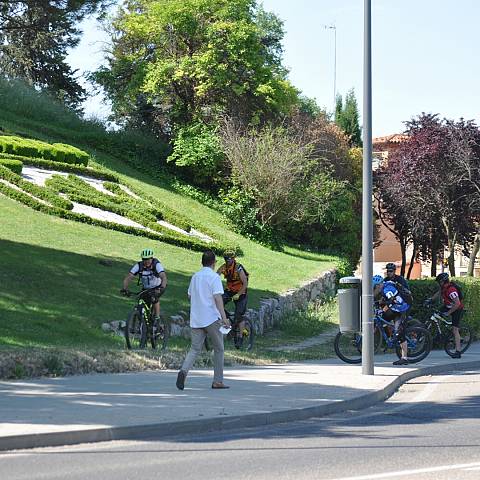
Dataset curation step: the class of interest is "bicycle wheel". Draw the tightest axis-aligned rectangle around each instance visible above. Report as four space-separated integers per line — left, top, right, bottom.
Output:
241 318 254 351
125 309 147 350
444 324 472 356
406 318 423 329
395 326 431 363
334 331 362 364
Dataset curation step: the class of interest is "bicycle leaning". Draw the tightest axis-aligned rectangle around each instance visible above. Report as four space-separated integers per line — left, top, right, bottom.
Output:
334 310 432 364
422 301 472 357
124 287 170 350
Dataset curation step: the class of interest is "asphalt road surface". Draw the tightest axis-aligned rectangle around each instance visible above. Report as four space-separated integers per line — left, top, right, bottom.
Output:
2 369 480 480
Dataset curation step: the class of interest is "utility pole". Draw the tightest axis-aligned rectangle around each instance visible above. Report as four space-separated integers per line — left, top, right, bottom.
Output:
324 24 337 114
361 0 374 375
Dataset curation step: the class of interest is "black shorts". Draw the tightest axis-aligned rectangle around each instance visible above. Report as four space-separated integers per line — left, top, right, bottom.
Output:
383 309 407 342
440 306 464 327
223 290 248 321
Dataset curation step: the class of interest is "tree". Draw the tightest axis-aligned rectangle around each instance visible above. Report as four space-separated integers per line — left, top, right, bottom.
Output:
220 118 361 259
444 118 480 275
374 113 480 277
335 88 362 147
0 0 112 109
91 0 299 138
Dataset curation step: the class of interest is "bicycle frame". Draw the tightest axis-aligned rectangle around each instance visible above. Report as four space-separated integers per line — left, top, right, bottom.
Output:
373 312 420 351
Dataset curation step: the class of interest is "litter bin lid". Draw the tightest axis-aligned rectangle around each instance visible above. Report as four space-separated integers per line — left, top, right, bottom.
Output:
339 276 361 285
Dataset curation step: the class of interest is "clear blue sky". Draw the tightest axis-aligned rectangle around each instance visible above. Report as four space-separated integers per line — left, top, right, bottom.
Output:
68 0 480 137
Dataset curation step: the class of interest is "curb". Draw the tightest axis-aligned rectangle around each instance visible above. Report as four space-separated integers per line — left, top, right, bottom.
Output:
2 359 480 452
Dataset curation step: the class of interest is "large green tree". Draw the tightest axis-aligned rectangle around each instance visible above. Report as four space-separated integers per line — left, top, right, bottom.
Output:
92 0 298 138
0 0 112 109
335 88 362 147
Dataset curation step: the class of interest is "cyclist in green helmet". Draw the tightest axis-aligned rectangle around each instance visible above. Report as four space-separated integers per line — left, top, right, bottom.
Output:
121 248 168 322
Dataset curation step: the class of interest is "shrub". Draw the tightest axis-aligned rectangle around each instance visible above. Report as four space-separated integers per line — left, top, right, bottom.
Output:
168 122 224 188
409 278 480 336
0 164 72 210
0 135 89 165
0 152 118 181
0 180 229 253
0 158 22 174
219 184 276 246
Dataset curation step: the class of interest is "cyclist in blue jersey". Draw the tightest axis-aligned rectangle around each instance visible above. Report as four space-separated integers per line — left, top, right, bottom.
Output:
373 275 411 365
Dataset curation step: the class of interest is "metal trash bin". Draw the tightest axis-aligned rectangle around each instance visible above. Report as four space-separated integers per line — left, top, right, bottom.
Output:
338 277 361 332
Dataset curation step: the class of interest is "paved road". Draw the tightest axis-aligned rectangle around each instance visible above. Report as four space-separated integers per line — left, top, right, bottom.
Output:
2 369 480 480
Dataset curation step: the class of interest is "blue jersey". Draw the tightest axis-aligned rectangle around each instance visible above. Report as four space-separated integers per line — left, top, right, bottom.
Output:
382 281 410 313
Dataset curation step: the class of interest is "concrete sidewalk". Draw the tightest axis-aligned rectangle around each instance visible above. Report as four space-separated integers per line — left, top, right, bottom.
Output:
1 344 480 451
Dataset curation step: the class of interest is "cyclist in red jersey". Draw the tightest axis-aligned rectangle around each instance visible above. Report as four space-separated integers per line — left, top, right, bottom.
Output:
428 272 464 358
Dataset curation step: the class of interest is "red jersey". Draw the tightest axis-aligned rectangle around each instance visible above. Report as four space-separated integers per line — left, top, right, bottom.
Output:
441 283 464 309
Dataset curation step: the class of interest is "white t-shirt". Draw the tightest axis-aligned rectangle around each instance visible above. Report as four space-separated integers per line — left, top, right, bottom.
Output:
188 267 224 328
130 259 165 289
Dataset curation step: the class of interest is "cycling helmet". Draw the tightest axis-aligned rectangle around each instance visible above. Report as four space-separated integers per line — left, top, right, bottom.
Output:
223 248 236 261
372 275 384 286
385 262 396 271
436 272 449 283
141 248 154 259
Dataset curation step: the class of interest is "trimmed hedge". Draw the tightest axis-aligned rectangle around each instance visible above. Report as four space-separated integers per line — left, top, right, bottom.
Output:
0 165 73 210
410 278 480 336
0 152 118 181
0 135 89 165
0 180 228 253
0 158 22 174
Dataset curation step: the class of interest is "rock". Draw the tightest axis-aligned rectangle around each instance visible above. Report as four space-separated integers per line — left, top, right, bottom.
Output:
99 259 113 267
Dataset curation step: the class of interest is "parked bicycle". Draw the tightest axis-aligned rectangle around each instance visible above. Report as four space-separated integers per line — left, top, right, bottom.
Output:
124 287 169 350
422 302 472 356
334 310 432 364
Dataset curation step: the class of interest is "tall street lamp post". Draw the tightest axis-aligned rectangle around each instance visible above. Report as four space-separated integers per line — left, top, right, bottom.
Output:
362 0 374 375
324 24 337 114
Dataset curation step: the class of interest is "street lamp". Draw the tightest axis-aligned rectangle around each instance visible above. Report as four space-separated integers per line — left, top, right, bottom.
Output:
324 24 336 114
361 0 374 375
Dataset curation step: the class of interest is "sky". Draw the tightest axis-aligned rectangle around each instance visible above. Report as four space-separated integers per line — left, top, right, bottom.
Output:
67 0 480 138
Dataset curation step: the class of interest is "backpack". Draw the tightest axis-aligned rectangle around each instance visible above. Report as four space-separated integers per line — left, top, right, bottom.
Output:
450 281 464 301
394 281 413 305
136 258 162 285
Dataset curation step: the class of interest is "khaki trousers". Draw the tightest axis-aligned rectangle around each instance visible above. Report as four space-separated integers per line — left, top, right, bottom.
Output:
181 320 224 383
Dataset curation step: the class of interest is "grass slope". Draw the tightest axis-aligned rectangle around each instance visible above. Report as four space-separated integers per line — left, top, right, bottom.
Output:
0 114 340 352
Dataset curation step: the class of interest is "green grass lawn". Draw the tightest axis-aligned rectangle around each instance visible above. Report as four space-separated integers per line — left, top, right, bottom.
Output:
0 85 342 361
0 193 338 349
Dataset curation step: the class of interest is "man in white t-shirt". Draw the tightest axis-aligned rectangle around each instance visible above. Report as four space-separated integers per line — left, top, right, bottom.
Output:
176 250 231 390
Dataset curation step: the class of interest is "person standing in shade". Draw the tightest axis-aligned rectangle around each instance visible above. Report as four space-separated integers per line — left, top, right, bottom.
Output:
176 250 231 390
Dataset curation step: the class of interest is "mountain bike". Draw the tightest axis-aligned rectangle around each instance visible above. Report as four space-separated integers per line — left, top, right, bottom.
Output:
224 309 254 351
204 309 254 352
422 302 472 356
124 287 169 350
334 310 432 364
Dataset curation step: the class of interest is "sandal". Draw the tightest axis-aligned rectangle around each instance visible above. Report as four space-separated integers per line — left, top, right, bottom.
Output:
211 382 230 389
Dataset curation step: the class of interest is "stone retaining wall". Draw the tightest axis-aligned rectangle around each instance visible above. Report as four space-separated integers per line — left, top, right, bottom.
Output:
103 269 337 338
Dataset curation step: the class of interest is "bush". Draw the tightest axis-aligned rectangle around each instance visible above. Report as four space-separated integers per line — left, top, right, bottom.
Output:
409 278 480 336
0 152 118 181
0 135 89 165
219 184 276 246
0 164 72 210
0 158 22 174
168 122 224 188
0 179 230 253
